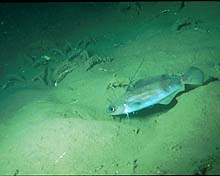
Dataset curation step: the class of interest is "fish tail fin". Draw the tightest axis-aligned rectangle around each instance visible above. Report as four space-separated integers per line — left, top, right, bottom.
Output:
181 67 204 85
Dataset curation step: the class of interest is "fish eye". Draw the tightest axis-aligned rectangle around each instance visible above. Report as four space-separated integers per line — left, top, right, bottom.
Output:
108 105 116 112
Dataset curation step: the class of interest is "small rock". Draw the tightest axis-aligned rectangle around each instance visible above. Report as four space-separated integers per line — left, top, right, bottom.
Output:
171 144 182 152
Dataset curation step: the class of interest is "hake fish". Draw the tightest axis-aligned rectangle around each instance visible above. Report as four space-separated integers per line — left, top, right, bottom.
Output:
107 67 204 116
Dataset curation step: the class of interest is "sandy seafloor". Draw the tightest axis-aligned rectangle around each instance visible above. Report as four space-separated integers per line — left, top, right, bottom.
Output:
0 2 220 175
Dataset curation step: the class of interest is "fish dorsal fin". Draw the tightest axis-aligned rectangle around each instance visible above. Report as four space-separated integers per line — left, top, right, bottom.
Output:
127 74 166 92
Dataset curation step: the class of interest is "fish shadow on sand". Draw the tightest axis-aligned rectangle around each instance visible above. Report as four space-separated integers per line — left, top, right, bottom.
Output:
115 77 219 120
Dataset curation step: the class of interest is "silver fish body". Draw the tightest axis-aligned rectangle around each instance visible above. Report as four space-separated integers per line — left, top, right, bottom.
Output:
107 67 204 116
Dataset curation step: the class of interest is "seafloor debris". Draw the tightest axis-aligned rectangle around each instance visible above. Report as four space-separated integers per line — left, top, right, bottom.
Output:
133 128 140 134
31 58 76 87
172 17 203 31
77 37 97 49
177 21 192 31
106 80 129 90
119 2 142 16
1 38 113 90
51 60 76 87
32 69 48 86
13 169 19 176
171 144 182 152
1 79 15 90
1 74 27 90
193 155 217 175
94 164 104 173
133 159 138 173
152 165 168 175
32 55 51 68
178 1 185 11
86 54 113 71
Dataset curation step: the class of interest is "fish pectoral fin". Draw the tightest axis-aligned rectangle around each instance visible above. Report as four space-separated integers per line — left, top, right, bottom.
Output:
159 91 179 105
159 96 174 105
159 85 185 105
